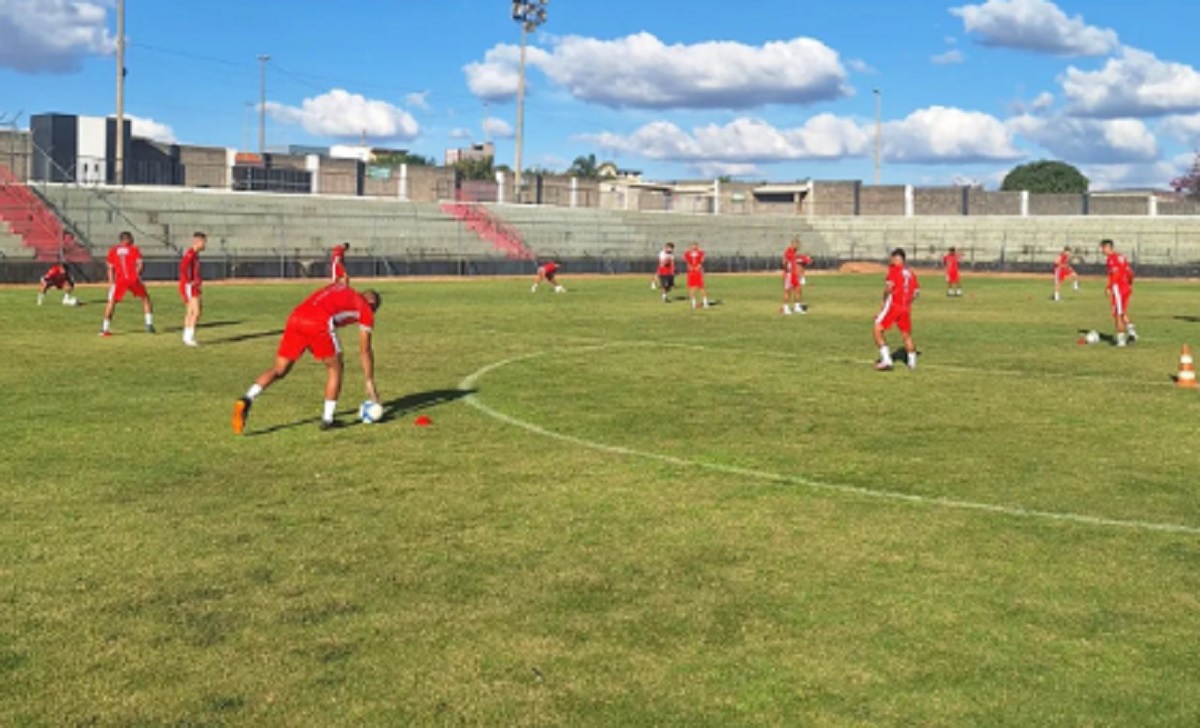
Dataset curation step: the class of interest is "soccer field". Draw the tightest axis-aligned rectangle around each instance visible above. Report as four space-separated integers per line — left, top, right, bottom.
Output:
3 272 1199 726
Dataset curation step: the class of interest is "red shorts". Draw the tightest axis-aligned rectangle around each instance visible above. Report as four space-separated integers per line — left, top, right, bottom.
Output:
108 279 148 302
179 282 201 302
946 270 960 284
42 276 69 290
687 270 704 288
875 301 912 334
1055 267 1074 284
784 272 804 290
277 314 340 361
1110 286 1131 317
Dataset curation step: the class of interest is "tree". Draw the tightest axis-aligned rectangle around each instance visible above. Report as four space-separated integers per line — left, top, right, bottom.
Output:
1170 152 1200 201
453 155 494 181
1000 160 1089 193
372 151 435 167
567 154 600 180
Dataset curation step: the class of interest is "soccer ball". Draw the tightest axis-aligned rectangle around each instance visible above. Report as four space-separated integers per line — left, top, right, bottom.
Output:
359 401 384 424
1085 330 1100 344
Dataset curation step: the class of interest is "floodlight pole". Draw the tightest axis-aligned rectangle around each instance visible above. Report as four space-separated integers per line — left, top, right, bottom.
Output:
115 0 126 185
257 54 271 154
873 88 882 186
511 1 548 204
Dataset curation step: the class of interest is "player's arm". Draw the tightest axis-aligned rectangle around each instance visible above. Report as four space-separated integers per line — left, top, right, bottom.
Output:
358 327 379 403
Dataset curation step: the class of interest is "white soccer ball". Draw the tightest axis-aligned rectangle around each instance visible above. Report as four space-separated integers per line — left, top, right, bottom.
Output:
1085 330 1100 344
359 401 384 424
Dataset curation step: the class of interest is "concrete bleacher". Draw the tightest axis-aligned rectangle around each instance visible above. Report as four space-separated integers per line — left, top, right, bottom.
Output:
38 185 495 261
0 228 26 259
482 203 651 259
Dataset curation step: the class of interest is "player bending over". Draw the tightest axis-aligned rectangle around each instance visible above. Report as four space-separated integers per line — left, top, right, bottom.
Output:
38 262 76 306
232 283 381 433
1100 239 1137 347
684 242 710 309
179 232 206 346
873 248 920 371
100 231 155 336
942 247 962 297
1053 245 1079 301
532 261 565 293
656 242 676 302
782 237 812 315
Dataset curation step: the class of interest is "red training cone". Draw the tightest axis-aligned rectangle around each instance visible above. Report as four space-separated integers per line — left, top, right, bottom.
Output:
414 415 433 427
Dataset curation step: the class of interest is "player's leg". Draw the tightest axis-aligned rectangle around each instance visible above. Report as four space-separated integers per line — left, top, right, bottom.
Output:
873 320 893 370
319 354 345 428
100 285 119 335
64 279 76 305
37 280 48 305
531 270 544 292
183 295 201 346
900 315 917 369
701 283 709 308
232 356 296 434
1072 270 1079 291
139 287 155 333
1123 292 1136 342
1111 292 1128 346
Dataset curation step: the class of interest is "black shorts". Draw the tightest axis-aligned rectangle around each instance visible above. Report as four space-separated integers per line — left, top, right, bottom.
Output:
658 274 675 290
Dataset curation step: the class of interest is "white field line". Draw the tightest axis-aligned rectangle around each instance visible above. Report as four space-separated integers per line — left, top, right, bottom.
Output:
459 347 1200 536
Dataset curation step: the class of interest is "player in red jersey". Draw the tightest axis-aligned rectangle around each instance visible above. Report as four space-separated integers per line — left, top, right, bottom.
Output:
38 262 76 306
232 283 382 433
684 242 710 309
656 242 676 303
782 237 812 315
873 248 921 371
100 231 155 336
531 260 565 293
1100 239 1137 346
179 232 207 346
1052 245 1079 301
330 242 350 285
942 247 962 297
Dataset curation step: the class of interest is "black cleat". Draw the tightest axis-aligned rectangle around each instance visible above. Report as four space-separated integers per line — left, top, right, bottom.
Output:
319 419 343 431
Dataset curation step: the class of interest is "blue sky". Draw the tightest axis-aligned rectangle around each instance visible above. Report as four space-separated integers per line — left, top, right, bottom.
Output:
2 0 1199 189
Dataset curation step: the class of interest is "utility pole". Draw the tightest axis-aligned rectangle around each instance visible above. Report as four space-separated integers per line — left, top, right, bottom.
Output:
257 54 271 154
115 0 126 185
873 88 882 186
511 1 548 204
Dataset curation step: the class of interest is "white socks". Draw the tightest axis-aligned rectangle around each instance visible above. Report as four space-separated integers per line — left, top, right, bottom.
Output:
144 313 154 326
101 318 111 333
879 346 892 366
323 400 337 422
246 384 263 401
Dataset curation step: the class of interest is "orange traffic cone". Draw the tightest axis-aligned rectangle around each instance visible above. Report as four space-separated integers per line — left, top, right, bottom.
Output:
1177 345 1197 388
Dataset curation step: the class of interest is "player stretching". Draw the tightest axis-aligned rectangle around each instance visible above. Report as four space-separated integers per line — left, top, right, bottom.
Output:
684 242 710 309
1052 246 1079 301
942 247 963 297
179 232 206 346
873 248 920 371
100 231 154 336
782 237 812 315
656 242 676 303
1100 239 1137 346
531 261 565 293
38 262 76 306
232 283 381 433
330 242 350 285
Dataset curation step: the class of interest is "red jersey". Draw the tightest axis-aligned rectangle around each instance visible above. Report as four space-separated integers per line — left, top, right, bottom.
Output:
1055 252 1072 270
657 249 675 276
784 248 812 272
180 248 201 286
292 284 376 331
942 252 959 274
885 264 920 311
540 262 558 276
107 243 143 282
684 248 705 271
1106 252 1133 290
43 264 70 285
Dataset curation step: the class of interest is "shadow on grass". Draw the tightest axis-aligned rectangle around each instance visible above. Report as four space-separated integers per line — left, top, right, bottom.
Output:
161 319 244 334
246 388 476 436
1173 315 1200 323
1076 328 1117 345
207 328 285 345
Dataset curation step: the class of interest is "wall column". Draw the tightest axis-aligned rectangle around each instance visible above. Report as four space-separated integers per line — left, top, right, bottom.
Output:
904 184 914 217
1020 190 1030 217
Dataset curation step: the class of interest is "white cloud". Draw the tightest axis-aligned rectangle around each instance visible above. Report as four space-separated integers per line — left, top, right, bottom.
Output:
265 89 420 141
127 115 176 144
1159 114 1200 146
1008 114 1158 163
466 32 850 109
482 116 514 139
584 107 1021 167
847 58 876 74
691 162 760 178
1082 157 1186 191
404 91 430 111
883 106 1024 164
584 115 869 164
449 128 473 140
932 50 965 65
1062 48 1200 118
951 0 1118 56
1031 91 1055 111
0 0 114 73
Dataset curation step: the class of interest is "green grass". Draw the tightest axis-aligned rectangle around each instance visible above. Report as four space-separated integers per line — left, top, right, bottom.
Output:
2 272 1200 726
